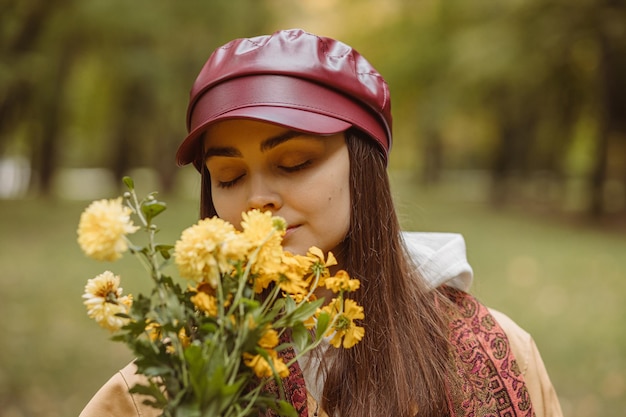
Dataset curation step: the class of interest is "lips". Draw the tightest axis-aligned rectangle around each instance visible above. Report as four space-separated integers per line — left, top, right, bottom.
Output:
284 224 300 238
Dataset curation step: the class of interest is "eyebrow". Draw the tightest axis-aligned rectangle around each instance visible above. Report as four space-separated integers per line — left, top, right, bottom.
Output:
204 130 305 160
259 130 303 152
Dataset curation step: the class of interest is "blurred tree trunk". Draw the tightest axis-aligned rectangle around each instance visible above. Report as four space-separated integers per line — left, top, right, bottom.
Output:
35 43 76 196
491 122 517 207
110 80 153 184
589 2 626 217
420 129 443 186
111 121 132 188
0 1 55 154
155 130 180 194
489 88 536 206
0 82 32 153
589 116 609 217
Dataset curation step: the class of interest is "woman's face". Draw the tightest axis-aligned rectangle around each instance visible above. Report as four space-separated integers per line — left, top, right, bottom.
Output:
203 119 351 257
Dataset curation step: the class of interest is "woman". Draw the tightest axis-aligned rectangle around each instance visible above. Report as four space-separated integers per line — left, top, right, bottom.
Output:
81 28 563 417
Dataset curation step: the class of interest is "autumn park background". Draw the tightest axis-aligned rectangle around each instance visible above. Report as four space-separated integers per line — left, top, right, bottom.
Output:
1 1 625 416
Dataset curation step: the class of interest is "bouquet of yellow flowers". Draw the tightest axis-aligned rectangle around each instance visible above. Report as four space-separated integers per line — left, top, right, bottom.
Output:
77 177 364 417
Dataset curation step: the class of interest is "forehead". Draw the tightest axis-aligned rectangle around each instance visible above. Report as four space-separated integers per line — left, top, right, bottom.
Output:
203 119 293 146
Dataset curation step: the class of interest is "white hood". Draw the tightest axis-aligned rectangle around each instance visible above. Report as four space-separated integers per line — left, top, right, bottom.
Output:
402 232 473 292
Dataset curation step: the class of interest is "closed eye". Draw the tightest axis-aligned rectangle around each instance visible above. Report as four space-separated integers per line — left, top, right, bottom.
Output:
280 160 312 173
217 174 245 189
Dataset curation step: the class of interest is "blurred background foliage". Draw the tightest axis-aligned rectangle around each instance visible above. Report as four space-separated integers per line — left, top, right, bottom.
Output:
2 0 626 218
1 0 626 416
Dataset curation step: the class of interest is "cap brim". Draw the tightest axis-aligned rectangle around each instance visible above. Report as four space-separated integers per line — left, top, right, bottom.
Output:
176 106 350 170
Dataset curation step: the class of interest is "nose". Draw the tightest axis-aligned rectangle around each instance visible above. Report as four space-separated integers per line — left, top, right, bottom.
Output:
247 175 282 212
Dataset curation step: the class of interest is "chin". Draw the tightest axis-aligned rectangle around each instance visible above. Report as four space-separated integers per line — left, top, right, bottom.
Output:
282 245 308 256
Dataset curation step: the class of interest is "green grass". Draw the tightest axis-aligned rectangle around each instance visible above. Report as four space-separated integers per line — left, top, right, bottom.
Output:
0 175 624 417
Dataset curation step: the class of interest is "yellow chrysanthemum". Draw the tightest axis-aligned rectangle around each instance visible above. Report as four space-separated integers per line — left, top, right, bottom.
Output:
220 232 253 265
305 247 337 288
241 210 280 244
166 328 191 354
321 298 365 349
258 326 279 350
241 210 285 275
145 322 162 342
284 252 314 275
191 291 218 316
323 270 360 293
278 253 311 297
77 198 139 261
178 327 191 348
252 272 277 293
241 325 287 378
191 282 230 315
243 350 289 378
307 246 337 267
173 217 238 286
83 270 133 332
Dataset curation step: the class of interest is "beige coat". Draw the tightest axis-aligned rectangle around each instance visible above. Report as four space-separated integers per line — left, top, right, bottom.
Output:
79 307 563 417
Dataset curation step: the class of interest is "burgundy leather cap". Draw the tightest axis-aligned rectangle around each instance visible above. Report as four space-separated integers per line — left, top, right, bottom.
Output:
176 28 392 169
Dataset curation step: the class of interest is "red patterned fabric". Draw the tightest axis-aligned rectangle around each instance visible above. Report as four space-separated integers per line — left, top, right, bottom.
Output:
261 345 309 417
263 288 535 417
444 287 535 417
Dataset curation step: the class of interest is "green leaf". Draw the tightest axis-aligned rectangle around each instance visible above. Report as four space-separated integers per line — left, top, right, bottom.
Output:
239 297 261 311
197 321 218 334
284 295 296 314
127 243 144 253
274 298 323 328
291 323 310 352
122 176 135 190
141 365 174 378
141 200 167 222
155 244 174 260
315 312 331 340
257 397 299 417
129 382 167 408
173 403 201 417
275 400 298 417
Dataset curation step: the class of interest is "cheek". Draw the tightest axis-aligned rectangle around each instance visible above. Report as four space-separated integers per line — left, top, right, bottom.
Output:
326 170 351 231
211 189 244 225
334 186 351 230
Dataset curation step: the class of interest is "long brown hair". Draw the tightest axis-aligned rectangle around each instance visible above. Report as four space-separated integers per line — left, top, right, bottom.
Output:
319 130 454 417
199 129 455 416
